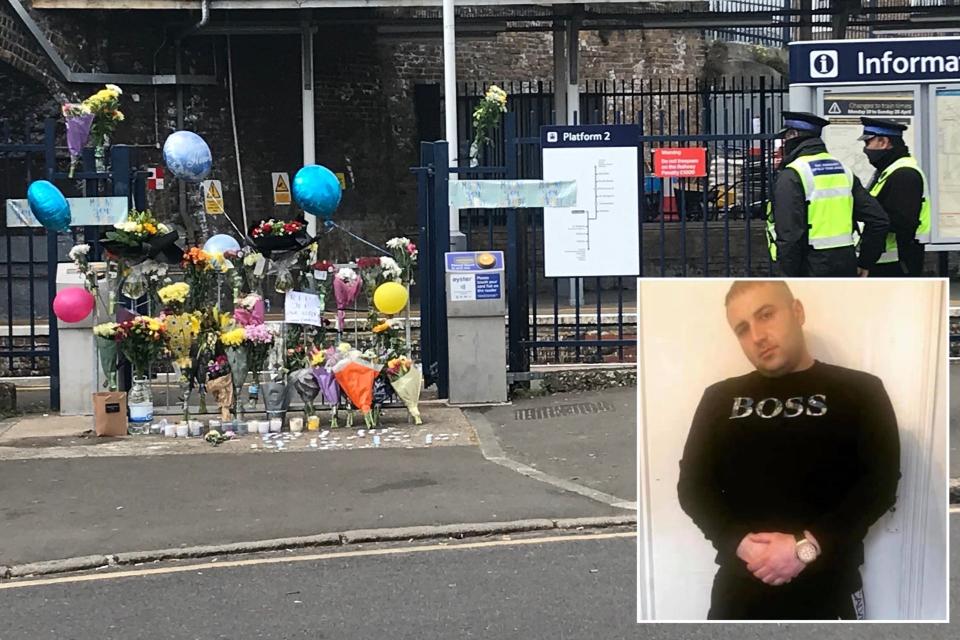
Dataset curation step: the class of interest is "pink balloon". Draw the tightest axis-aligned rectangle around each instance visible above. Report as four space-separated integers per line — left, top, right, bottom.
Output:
53 287 95 323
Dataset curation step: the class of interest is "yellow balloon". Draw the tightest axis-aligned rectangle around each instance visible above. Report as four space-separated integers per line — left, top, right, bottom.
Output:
373 281 409 315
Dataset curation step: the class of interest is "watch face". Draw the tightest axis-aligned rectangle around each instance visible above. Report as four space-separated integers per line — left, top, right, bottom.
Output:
797 541 818 563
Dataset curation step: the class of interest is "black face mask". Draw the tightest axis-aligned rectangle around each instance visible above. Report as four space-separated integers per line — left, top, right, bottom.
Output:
864 147 895 168
783 136 804 157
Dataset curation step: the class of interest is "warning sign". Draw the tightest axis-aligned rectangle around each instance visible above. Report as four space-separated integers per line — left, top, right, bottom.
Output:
272 172 291 206
652 147 707 178
202 180 224 215
822 92 915 184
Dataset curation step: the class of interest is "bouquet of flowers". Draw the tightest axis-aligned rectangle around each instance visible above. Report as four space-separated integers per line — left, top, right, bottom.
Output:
470 85 508 166
385 356 423 425
158 282 190 315
182 247 217 312
309 346 343 427
248 218 311 256
83 84 124 150
332 349 383 428
226 247 265 296
93 321 119 391
115 316 168 378
371 318 406 361
101 209 180 264
62 102 93 178
68 243 99 294
244 323 275 379
386 237 418 286
333 267 362 333
234 294 265 327
205 355 234 422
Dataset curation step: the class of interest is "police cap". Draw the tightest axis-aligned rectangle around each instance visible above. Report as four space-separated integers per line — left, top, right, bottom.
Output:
858 117 908 141
779 111 830 137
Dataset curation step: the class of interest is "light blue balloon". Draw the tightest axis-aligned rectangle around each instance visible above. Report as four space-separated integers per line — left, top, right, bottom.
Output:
163 131 212 183
292 165 341 219
27 180 71 232
203 234 241 255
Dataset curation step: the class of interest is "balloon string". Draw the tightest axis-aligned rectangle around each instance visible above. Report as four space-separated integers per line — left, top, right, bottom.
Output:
323 221 389 256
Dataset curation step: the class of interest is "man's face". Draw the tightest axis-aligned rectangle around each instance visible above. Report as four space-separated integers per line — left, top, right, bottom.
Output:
864 136 892 151
725 284 808 377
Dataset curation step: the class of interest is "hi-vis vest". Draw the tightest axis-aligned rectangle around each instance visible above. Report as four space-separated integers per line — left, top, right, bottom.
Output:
766 152 855 261
868 155 932 264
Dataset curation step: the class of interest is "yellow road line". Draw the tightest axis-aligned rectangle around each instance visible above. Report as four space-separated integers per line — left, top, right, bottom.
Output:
0 531 637 591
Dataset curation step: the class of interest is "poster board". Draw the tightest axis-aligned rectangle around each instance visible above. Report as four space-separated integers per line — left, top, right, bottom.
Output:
933 87 960 241
541 125 640 277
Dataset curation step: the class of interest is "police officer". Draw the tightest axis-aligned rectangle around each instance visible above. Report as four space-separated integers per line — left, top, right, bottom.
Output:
766 112 889 277
859 118 930 277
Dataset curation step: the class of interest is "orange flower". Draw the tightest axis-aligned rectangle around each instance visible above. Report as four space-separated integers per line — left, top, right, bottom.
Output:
143 222 157 235
372 322 391 334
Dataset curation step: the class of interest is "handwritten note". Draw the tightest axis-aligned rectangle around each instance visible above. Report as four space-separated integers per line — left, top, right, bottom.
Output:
284 291 323 326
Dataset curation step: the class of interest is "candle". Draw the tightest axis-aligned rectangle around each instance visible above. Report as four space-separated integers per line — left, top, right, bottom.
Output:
258 421 271 435
290 417 304 433
307 416 320 431
188 420 203 437
164 423 178 438
270 418 283 432
175 424 189 438
208 419 221 433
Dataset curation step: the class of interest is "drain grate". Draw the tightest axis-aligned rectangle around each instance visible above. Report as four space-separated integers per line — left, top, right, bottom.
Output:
514 400 615 421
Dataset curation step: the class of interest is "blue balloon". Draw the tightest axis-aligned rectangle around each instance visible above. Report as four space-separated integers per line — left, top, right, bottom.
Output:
292 165 341 219
203 234 241 255
27 180 71 232
163 131 212 183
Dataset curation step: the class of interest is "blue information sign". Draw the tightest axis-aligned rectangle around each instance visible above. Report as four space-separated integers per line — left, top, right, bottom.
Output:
540 125 639 149
475 273 501 300
789 37 960 86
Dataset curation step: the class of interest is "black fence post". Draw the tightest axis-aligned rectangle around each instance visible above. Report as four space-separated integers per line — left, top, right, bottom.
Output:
431 141 450 399
416 142 437 390
504 112 529 378
43 119 60 412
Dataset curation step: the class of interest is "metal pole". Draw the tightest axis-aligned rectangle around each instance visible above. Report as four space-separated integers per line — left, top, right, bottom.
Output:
302 21 317 236
443 0 465 250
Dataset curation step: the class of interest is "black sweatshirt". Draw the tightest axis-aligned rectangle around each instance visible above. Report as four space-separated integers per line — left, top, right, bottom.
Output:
677 361 900 583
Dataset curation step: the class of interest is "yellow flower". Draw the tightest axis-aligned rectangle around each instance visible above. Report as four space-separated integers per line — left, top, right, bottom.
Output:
189 314 201 336
175 356 192 369
372 322 391 334
337 342 351 353
147 319 162 332
220 328 246 347
219 312 233 330
158 282 190 305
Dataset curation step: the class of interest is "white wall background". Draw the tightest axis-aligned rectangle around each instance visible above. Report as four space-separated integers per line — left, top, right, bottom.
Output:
636 279 948 621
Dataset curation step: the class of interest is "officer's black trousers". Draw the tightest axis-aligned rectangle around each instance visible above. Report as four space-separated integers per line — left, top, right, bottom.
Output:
707 566 863 621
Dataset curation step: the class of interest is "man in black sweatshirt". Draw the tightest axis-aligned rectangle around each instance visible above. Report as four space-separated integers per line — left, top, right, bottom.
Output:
677 280 901 620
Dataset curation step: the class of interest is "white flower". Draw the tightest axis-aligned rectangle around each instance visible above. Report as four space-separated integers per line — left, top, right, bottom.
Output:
68 244 90 262
337 267 358 283
379 256 402 281
243 252 261 267
386 237 410 250
105 84 123 95
115 220 138 233
157 223 170 234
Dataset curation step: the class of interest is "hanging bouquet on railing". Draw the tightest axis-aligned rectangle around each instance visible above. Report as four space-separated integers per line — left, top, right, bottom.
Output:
234 293 265 327
68 243 99 294
181 247 217 312
248 218 311 257
333 266 362 333
470 84 508 167
62 102 93 178
101 209 180 264
386 237 418 286
385 355 423 425
83 84 124 172
115 316 168 378
94 321 120 391
226 247 265 296
371 318 407 362
311 259 336 307
158 282 190 315
245 323 275 380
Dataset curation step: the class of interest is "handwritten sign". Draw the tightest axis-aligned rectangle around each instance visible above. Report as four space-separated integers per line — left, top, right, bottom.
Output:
284 291 323 326
6 196 128 228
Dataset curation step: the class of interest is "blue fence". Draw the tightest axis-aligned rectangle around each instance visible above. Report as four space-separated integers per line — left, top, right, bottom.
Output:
0 117 146 410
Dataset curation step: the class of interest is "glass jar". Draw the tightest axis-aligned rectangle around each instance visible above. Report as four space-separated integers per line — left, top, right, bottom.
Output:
128 375 154 428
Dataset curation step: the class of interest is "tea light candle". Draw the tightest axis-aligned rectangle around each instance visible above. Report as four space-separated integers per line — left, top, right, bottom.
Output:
259 421 271 435
270 418 283 432
164 423 178 438
307 416 320 431
290 417 304 433
175 424 189 438
208 419 221 432
188 421 203 437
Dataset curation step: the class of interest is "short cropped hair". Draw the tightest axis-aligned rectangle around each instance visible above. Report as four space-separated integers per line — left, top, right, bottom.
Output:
724 280 795 307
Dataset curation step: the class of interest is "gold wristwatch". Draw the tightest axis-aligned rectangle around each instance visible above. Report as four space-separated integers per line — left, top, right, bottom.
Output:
795 533 819 564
